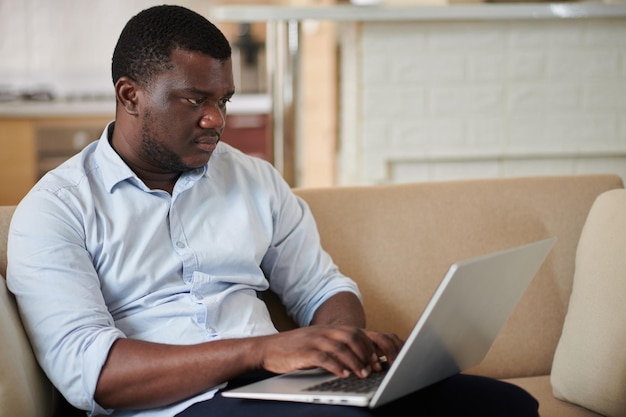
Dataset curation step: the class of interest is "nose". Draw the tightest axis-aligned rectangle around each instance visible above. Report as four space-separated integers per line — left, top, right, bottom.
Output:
199 106 226 129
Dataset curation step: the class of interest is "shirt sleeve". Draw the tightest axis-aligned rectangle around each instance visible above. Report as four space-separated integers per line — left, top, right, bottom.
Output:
259 172 362 327
7 190 122 415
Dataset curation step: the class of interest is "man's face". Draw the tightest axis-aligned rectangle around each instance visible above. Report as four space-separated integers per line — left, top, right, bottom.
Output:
135 49 235 172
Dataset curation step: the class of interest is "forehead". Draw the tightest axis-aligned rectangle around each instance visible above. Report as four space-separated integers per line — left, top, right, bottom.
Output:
156 48 234 92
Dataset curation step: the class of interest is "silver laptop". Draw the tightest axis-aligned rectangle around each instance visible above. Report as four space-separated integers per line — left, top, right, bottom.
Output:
222 237 556 408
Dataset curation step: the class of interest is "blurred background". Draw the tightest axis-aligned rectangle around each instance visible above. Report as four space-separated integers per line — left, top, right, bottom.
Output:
1 0 625 205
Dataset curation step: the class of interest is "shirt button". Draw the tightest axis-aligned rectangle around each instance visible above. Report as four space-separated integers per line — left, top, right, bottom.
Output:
176 241 185 248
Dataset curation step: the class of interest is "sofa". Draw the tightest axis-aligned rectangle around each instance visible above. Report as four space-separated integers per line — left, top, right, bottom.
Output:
1 174 625 417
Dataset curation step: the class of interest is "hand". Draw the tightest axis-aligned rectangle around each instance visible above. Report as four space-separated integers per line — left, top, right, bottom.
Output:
256 325 404 378
364 329 404 372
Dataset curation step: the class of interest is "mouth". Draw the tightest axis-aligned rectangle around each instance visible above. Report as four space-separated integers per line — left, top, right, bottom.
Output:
195 134 220 152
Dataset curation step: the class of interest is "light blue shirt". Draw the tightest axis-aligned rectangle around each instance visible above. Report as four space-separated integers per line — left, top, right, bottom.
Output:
7 122 360 417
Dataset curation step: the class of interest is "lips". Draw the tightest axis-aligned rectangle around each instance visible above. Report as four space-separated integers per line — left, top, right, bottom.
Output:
195 135 220 152
196 142 217 152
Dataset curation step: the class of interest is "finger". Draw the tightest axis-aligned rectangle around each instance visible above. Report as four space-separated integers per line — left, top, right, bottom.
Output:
330 329 378 378
259 329 362 378
365 331 404 370
309 349 353 378
313 326 380 378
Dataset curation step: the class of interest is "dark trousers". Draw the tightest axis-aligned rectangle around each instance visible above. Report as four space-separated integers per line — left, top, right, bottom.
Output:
177 371 539 417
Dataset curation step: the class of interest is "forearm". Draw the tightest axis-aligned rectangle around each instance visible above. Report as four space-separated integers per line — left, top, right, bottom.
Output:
95 293 381 411
310 291 366 328
95 337 262 410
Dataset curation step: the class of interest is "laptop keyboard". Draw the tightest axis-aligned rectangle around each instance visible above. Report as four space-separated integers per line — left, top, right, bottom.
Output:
303 369 388 394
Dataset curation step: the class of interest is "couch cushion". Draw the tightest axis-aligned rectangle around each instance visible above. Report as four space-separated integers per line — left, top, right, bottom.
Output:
505 376 604 417
551 189 626 417
0 275 55 417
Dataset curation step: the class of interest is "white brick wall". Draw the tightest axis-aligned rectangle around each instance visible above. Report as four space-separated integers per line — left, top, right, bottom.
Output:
338 18 626 185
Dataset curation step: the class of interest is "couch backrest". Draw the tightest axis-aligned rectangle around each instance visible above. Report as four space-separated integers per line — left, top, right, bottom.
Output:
1 174 623 381
291 174 624 379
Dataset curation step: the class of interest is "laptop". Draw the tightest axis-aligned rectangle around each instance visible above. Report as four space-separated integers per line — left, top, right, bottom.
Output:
222 237 556 408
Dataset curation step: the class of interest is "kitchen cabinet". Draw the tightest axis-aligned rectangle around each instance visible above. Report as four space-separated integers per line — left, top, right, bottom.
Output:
223 113 272 162
0 95 272 205
0 119 37 205
0 116 110 205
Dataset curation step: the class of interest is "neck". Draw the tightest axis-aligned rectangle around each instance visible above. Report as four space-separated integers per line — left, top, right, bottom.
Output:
109 121 180 194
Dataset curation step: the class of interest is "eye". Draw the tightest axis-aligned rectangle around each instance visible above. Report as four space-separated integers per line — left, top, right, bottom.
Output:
186 97 206 106
219 97 231 107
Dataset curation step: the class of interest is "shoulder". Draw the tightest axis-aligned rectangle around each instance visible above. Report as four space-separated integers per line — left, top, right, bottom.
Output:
208 142 300 212
213 141 272 166
14 140 105 229
34 140 99 191
211 142 285 185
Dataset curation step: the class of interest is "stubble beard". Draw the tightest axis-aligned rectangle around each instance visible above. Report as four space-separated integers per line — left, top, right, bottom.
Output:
140 109 191 173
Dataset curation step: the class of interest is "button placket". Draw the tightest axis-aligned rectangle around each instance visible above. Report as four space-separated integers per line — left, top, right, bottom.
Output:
168 203 196 284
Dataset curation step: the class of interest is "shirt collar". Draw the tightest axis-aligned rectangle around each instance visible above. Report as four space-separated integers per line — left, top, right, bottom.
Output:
95 121 208 194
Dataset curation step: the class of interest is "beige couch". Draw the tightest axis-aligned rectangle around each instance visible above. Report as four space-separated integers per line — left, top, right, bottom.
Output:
2 174 625 417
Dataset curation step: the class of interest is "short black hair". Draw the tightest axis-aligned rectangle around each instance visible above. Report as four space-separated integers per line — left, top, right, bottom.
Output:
111 5 231 87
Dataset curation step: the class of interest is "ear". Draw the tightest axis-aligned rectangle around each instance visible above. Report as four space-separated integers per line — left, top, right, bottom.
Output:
115 76 140 116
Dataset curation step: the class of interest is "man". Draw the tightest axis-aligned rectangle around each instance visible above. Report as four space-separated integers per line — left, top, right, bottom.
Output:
7 5 539 417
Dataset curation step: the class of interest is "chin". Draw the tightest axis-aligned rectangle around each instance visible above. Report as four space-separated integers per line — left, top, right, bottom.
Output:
185 156 212 170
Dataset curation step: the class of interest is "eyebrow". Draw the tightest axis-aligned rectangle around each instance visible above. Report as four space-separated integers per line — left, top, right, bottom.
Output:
181 87 235 97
